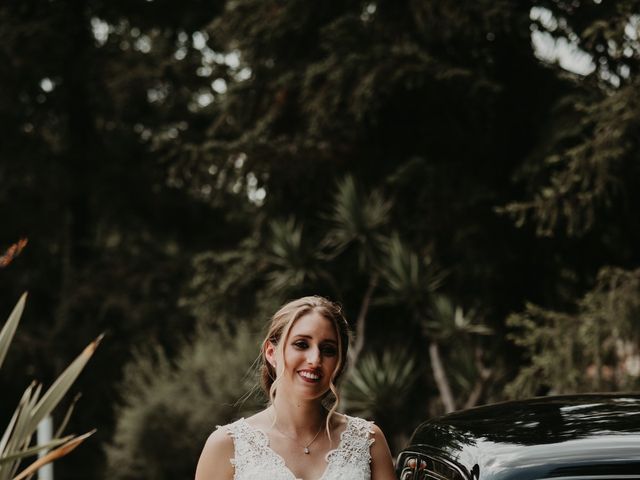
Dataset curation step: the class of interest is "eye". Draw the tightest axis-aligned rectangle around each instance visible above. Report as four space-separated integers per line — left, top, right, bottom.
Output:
293 340 308 349
321 345 337 356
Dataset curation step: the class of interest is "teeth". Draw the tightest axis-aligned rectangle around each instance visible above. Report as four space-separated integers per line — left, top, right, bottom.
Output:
299 371 320 380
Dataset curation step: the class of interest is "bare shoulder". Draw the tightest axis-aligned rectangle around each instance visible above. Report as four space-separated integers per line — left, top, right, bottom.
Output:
369 422 384 437
369 422 387 448
369 423 397 480
201 426 235 452
194 427 235 480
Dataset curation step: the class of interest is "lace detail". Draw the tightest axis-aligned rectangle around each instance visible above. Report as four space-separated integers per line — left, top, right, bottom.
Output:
322 416 374 479
222 415 374 480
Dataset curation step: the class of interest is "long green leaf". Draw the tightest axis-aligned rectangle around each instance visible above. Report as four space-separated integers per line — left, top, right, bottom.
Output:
0 295 99 480
26 335 102 435
0 382 39 456
0 385 34 480
0 293 27 370
0 383 35 456
0 384 40 480
0 436 72 465
54 393 81 439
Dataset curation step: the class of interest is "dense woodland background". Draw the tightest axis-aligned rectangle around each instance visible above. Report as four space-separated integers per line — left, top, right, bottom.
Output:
2 0 640 478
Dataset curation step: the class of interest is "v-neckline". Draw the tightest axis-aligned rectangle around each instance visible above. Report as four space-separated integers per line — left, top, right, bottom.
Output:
240 416 351 480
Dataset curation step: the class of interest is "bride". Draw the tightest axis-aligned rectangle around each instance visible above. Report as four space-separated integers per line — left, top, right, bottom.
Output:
195 296 397 480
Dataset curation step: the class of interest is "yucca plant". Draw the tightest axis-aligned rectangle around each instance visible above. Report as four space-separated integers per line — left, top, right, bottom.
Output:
0 294 99 480
377 237 495 413
322 175 392 267
342 349 417 420
323 176 393 366
265 217 333 294
423 295 493 411
377 234 447 312
342 349 418 449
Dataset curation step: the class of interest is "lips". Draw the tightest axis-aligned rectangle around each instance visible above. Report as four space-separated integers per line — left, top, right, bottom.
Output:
298 369 322 383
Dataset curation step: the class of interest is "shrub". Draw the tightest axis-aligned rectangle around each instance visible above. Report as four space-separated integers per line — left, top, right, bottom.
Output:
105 323 262 480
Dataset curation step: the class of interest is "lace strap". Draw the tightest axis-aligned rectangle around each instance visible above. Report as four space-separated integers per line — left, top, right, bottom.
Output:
221 419 267 469
327 415 375 467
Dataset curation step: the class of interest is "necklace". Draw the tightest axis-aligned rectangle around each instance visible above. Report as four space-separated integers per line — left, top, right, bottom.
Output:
270 415 324 454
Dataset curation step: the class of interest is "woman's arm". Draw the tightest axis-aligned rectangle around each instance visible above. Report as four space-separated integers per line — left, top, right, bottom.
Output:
370 424 397 480
194 428 235 480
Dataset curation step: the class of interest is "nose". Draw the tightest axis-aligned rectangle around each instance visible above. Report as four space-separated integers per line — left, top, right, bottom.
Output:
306 347 322 366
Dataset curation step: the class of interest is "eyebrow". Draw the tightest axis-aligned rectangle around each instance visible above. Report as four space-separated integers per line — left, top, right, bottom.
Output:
292 334 337 344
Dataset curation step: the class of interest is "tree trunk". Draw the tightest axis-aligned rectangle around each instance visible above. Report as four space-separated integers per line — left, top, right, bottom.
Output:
429 341 456 413
464 346 492 409
593 317 602 390
349 273 378 368
52 0 94 374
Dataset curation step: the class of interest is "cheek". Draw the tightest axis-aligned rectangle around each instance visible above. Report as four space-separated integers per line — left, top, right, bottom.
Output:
326 357 340 376
282 347 304 366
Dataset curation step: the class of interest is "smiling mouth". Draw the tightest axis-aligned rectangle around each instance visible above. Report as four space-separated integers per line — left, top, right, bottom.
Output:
298 370 322 382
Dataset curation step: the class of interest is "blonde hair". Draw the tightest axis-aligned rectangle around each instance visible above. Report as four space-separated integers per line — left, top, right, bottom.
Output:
259 296 351 440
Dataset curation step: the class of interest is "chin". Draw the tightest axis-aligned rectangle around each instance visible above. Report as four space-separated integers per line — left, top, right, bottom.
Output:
295 385 331 401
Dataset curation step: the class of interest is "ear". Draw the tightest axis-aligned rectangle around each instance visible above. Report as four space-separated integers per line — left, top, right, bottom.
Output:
265 340 277 369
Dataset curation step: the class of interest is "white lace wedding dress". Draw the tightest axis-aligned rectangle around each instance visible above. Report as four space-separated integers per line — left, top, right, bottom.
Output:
221 415 375 480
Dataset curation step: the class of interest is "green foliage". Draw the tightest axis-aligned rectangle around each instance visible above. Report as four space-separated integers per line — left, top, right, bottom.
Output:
180 237 275 324
0 294 24 371
377 234 446 313
105 324 262 480
0 294 98 480
0 0 235 474
501 78 640 237
342 349 417 434
507 304 582 397
265 217 331 295
424 295 492 342
507 267 640 398
423 295 494 408
323 176 392 267
4 0 640 475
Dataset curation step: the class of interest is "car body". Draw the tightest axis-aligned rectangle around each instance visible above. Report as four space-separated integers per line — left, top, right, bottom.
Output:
396 394 640 480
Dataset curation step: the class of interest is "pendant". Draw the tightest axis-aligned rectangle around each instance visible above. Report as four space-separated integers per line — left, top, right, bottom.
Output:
304 447 310 454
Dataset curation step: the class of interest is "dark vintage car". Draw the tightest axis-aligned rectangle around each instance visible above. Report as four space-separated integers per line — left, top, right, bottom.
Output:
396 394 640 480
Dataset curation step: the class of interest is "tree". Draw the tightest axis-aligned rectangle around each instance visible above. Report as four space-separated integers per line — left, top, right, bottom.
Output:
0 1 234 476
5 0 640 476
323 176 392 366
377 236 491 413
507 267 640 398
500 1 640 399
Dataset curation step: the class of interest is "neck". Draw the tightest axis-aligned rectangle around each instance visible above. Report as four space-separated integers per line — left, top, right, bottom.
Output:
270 395 326 435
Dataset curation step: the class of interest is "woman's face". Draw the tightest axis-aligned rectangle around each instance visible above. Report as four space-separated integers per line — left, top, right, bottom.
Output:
269 310 340 400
